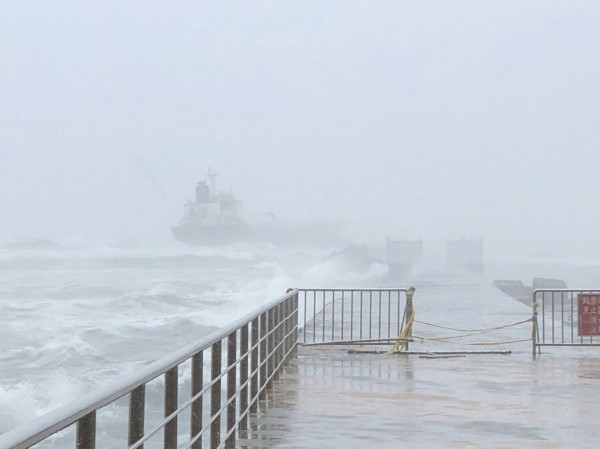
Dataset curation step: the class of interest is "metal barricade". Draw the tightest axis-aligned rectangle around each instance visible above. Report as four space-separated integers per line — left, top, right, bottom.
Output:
0 291 299 449
532 288 600 356
298 288 411 346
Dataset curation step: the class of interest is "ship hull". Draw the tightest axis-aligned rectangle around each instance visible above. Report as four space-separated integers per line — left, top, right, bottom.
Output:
172 221 342 247
172 223 254 246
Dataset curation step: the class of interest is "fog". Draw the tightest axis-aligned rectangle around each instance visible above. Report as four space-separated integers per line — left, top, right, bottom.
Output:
2 1 600 260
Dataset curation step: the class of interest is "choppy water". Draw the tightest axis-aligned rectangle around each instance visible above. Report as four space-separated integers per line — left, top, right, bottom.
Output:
2 242 599 444
0 242 388 436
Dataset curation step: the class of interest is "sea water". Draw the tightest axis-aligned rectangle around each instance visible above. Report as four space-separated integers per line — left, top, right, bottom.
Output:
2 242 600 446
0 241 386 436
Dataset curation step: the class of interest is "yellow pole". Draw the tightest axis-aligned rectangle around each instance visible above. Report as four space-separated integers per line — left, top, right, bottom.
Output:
387 287 416 354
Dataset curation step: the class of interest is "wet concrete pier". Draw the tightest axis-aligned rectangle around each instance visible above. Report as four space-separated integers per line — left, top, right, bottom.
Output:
241 280 600 448
241 348 600 448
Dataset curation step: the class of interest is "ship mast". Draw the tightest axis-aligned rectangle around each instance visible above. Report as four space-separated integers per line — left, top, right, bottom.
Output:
207 167 218 197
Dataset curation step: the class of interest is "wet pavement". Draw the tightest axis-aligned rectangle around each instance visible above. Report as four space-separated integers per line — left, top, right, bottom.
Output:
240 279 600 448
240 349 600 448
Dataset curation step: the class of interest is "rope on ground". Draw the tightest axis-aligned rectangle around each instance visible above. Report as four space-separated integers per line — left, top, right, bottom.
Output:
414 317 533 333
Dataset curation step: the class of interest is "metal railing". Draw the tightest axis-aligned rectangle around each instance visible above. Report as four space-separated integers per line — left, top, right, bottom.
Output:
298 288 411 347
0 291 299 449
532 288 600 356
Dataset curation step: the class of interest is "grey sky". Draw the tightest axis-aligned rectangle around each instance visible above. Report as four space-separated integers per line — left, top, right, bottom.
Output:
1 1 599 258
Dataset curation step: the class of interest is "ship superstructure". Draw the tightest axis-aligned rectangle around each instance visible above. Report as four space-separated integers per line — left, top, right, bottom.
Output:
172 171 343 247
172 171 252 245
184 171 244 226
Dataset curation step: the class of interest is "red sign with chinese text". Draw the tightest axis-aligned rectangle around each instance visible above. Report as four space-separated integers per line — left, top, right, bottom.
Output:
578 294 600 336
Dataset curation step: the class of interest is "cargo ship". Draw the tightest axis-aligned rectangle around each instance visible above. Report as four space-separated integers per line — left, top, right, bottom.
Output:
172 172 342 247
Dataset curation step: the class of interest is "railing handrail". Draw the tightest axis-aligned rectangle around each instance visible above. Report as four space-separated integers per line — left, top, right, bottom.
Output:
0 289 299 449
533 288 600 294
531 287 600 357
298 288 410 292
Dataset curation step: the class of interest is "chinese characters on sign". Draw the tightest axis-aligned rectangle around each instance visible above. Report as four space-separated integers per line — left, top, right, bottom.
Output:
578 294 600 336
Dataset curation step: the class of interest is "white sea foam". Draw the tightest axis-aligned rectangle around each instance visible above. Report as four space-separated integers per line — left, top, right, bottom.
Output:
0 242 363 435
5 241 588 439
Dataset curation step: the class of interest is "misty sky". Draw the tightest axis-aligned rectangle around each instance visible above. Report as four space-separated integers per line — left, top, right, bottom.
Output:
1 1 599 259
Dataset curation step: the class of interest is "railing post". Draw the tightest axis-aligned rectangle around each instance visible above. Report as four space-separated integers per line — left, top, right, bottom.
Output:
401 288 415 352
281 301 286 361
240 324 249 432
128 386 145 449
293 292 299 354
226 332 237 448
267 308 275 390
350 290 354 341
283 298 290 362
76 411 96 449
164 366 178 449
259 312 267 400
532 293 539 359
211 341 222 449
287 296 294 360
274 303 281 380
191 351 203 449
251 317 259 411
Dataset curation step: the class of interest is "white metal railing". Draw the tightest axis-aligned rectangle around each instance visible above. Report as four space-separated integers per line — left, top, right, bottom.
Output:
0 287 414 449
299 288 411 347
0 290 299 449
532 288 600 356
